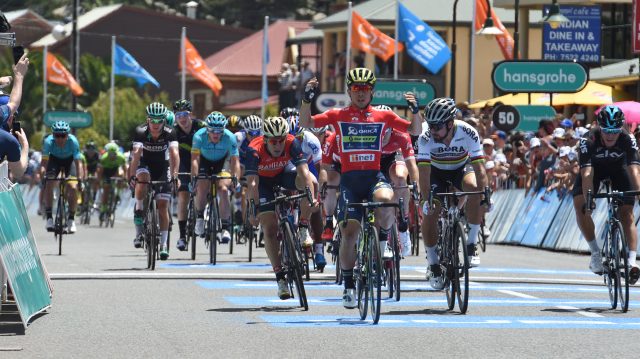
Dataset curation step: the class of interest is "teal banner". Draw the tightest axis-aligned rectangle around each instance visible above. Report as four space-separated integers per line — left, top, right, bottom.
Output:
514 105 557 131
43 111 93 128
372 80 435 107
0 185 51 327
492 61 588 93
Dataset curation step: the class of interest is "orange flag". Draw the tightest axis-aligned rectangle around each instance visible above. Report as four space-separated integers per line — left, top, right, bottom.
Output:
180 37 223 96
46 52 84 96
351 11 404 61
475 0 514 60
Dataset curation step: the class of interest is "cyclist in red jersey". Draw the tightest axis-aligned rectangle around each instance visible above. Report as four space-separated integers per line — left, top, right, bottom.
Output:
299 68 421 308
245 116 318 300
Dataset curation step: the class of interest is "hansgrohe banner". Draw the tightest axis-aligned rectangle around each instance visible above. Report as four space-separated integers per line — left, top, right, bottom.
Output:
0 185 52 328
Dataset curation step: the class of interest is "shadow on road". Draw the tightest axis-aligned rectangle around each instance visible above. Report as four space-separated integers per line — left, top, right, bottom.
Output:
385 308 451 316
207 306 305 313
541 307 613 315
0 304 48 336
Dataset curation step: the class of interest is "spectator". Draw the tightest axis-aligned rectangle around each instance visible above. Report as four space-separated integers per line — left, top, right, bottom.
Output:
560 118 573 130
571 106 586 127
0 53 30 179
492 130 507 153
290 64 300 105
535 141 558 193
278 63 292 111
552 127 566 148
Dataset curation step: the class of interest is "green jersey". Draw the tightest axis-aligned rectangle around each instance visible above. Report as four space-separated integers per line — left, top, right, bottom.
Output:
100 152 126 169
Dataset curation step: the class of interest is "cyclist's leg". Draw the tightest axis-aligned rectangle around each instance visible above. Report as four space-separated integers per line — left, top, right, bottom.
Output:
134 165 151 239
43 159 62 227
389 161 411 255
65 160 78 223
460 165 482 243
216 172 233 242
423 169 445 266
370 171 395 256
177 172 190 241
572 173 602 273
612 169 639 278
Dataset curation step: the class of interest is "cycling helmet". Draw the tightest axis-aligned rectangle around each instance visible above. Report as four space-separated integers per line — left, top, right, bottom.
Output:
597 105 625 131
205 111 228 129
105 142 119 153
227 115 241 129
280 107 299 118
173 99 192 112
287 116 303 136
424 97 457 125
242 115 262 132
374 105 392 111
146 102 168 120
165 111 175 127
51 120 70 134
345 67 376 87
85 141 96 149
309 125 329 134
263 116 289 138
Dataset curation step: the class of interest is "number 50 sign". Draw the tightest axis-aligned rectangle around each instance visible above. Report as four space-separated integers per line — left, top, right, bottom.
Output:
491 105 521 132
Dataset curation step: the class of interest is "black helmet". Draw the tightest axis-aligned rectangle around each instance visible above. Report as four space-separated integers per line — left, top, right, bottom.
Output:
280 107 299 118
173 99 192 112
597 105 625 132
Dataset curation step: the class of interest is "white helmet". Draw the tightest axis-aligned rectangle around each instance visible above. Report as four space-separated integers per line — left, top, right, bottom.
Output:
242 115 262 132
262 116 289 137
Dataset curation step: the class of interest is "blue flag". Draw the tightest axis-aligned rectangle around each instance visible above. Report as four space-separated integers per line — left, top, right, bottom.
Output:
113 45 160 88
262 28 270 102
398 3 451 74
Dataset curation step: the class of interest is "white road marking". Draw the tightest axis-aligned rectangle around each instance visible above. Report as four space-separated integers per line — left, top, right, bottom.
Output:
498 289 605 318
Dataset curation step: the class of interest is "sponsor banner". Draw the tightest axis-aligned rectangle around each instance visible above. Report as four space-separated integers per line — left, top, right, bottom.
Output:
339 122 384 152
542 5 601 64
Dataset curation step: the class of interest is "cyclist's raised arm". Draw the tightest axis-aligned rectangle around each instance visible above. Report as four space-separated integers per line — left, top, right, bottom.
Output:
128 144 142 178
299 77 318 128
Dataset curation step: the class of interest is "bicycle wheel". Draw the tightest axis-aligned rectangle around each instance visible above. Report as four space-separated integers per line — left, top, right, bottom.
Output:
56 185 65 256
187 197 197 261
245 200 253 262
392 227 401 302
613 221 629 313
443 232 456 311
148 200 158 270
356 231 368 320
410 202 420 256
283 220 308 310
303 244 311 281
333 227 342 285
478 225 486 253
602 229 618 310
367 226 382 324
109 188 118 228
455 221 470 314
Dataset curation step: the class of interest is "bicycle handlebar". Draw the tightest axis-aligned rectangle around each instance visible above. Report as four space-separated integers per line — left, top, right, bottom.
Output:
590 189 640 199
258 186 313 210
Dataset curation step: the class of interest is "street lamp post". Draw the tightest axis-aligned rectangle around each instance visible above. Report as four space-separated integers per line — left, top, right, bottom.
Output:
542 0 570 29
71 0 79 111
513 0 519 59
450 0 459 98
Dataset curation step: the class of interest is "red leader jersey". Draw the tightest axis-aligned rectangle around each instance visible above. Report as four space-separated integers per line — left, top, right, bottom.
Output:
244 134 305 178
312 105 410 173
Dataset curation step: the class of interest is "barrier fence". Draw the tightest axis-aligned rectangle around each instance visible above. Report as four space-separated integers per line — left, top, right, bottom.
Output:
486 187 640 253
0 161 52 328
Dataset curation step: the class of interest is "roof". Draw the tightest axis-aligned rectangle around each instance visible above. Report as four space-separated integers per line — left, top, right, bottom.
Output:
223 95 278 111
205 20 311 77
590 58 640 84
287 27 323 45
6 9 53 28
313 0 544 29
30 5 252 48
31 5 123 47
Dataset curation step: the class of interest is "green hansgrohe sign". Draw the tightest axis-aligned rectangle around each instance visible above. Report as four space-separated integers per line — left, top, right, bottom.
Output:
492 61 588 93
43 111 93 128
514 105 557 131
0 185 52 328
372 80 435 107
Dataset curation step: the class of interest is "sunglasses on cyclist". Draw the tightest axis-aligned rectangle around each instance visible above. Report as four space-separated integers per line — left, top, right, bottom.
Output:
247 129 261 137
350 84 373 92
175 111 190 119
602 128 622 134
267 137 286 145
428 122 447 132
54 133 68 138
148 117 165 124
207 127 224 134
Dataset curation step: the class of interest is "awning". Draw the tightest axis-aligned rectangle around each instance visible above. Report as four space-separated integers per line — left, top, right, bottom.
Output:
470 81 621 108
590 58 640 85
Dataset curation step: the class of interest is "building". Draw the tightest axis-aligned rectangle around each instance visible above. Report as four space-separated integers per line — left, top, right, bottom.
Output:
188 20 316 117
30 4 252 101
6 9 53 46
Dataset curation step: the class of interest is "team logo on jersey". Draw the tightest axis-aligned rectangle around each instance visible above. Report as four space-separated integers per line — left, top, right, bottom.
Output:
349 154 375 162
339 122 383 152
258 160 289 171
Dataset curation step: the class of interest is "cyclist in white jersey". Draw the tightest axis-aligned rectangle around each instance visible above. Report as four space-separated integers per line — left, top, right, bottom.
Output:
287 115 326 269
416 98 489 290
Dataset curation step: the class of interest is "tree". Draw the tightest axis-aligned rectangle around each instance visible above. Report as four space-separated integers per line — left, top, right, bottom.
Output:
87 87 170 148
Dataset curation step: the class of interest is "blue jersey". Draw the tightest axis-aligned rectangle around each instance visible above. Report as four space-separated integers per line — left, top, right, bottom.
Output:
43 134 82 160
191 128 239 162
